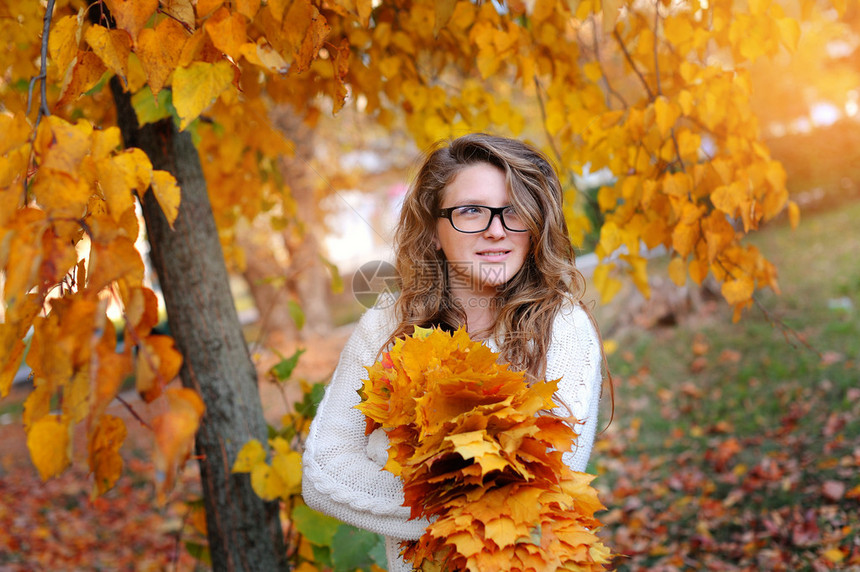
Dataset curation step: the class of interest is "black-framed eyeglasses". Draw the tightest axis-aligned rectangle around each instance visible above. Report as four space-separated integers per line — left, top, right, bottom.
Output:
438 205 528 233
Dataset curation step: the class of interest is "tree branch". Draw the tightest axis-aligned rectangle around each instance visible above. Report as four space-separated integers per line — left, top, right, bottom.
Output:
28 0 56 131
115 394 154 430
613 28 654 100
653 0 662 96
590 16 628 108
532 76 565 168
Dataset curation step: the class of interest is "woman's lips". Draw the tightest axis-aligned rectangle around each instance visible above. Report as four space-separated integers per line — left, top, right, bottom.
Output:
475 249 511 261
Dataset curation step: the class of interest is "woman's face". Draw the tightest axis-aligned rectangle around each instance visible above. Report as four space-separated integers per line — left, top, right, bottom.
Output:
435 162 531 297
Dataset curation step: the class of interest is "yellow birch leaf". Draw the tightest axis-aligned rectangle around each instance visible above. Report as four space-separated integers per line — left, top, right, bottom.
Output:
677 90 694 117
161 0 196 30
197 0 224 18
151 170 181 228
662 172 691 198
57 51 108 107
48 14 83 82
711 184 742 216
0 339 26 398
153 388 204 490
689 257 709 285
30 171 91 220
137 18 187 96
85 25 131 83
330 38 351 113
172 61 234 130
88 414 127 495
4 231 43 308
27 415 71 481
721 275 754 305
622 254 650 298
668 257 687 286
671 204 701 257
787 200 800 230
654 96 679 139
97 157 135 221
286 0 331 73
136 334 183 403
434 0 458 36
90 127 122 161
109 148 154 200
236 0 262 20
239 40 290 74
250 463 283 500
124 286 159 332
663 14 694 47
676 130 700 163
596 221 622 258
103 0 158 42
35 116 93 175
204 8 248 61
271 448 303 493
603 0 623 33
593 263 622 304
232 439 266 473
88 236 145 292
64 370 90 423
355 0 373 26
92 324 131 420
776 17 800 52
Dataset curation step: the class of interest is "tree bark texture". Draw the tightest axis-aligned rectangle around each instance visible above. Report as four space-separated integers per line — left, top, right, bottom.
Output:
109 77 288 571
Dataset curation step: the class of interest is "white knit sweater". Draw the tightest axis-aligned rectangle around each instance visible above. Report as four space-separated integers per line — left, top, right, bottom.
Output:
302 298 602 572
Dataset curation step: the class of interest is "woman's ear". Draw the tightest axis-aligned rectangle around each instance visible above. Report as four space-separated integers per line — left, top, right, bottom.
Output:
434 235 441 250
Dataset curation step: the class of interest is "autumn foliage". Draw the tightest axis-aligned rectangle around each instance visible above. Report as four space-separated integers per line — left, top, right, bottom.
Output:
1 0 852 509
356 326 611 571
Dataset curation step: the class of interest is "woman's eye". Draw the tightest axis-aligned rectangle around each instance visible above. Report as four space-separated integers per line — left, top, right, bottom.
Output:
457 206 483 216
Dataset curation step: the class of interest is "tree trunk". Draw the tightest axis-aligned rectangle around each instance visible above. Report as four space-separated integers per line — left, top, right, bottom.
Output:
109 77 288 571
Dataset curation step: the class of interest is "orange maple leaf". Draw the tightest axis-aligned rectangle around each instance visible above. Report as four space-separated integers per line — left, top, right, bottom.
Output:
357 327 612 571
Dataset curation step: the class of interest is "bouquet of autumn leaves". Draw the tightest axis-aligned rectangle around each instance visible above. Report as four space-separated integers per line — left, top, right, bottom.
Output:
356 326 611 571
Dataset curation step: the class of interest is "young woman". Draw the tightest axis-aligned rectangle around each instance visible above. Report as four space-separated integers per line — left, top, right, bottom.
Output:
302 133 607 572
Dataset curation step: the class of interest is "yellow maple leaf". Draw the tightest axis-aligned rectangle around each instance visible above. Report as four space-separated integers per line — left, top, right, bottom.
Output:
172 61 234 130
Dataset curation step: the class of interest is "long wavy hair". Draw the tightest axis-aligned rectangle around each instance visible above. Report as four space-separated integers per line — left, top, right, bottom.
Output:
383 133 604 387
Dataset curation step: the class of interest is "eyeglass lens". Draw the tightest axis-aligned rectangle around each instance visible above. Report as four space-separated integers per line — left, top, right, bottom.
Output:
450 206 527 232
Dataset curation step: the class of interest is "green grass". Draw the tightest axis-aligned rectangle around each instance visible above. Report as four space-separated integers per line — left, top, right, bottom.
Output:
590 201 860 570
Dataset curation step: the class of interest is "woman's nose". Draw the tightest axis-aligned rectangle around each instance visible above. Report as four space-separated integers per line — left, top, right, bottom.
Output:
483 212 507 237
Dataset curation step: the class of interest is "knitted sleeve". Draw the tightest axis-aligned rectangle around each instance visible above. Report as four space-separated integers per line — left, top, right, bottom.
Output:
545 301 603 473
301 303 430 540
